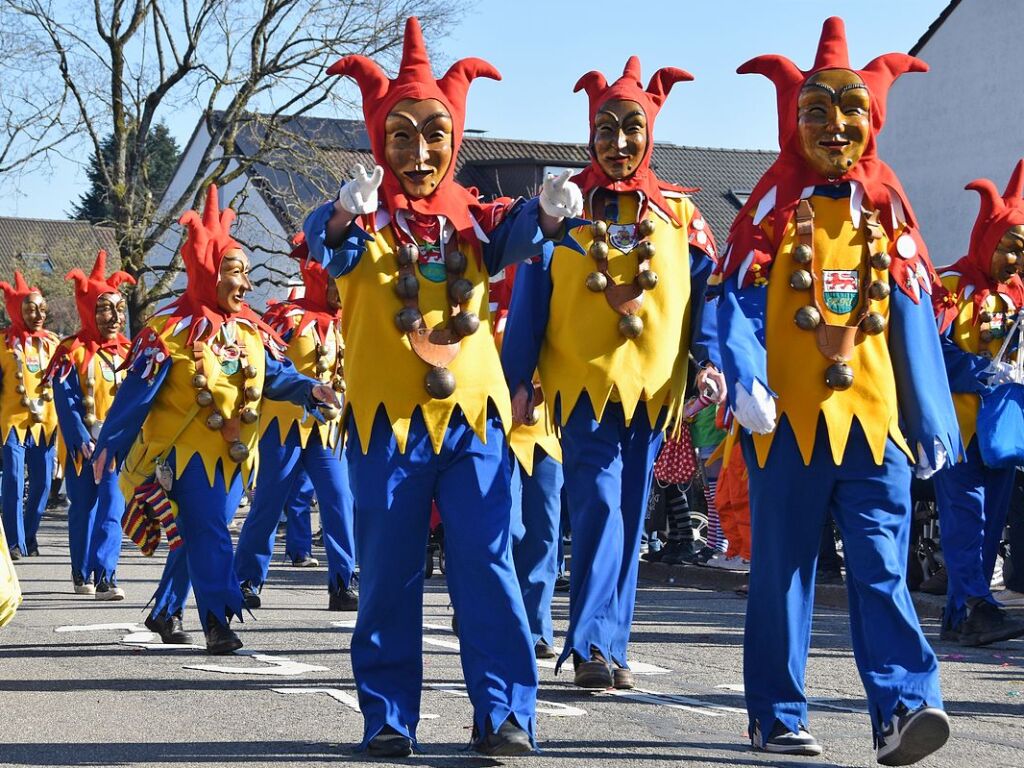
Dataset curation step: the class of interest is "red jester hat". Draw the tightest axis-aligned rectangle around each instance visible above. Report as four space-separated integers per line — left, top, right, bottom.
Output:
0 271 47 344
65 249 136 371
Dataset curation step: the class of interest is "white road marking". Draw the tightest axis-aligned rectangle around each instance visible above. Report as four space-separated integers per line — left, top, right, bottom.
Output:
119 631 205 650
272 687 439 719
55 622 144 633
715 683 868 715
184 652 329 676
600 687 745 717
426 683 586 717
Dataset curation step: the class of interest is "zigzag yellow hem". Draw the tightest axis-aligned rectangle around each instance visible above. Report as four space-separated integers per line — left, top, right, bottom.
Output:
752 413 911 468
551 384 682 433
170 448 258 490
261 415 336 452
6 423 58 448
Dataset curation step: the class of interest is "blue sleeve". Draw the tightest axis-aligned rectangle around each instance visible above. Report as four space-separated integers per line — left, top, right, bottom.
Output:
716 273 770 411
94 362 168 466
500 250 553 395
483 197 588 275
263 351 321 414
53 371 91 457
302 201 375 279
688 247 720 369
889 285 964 464
939 325 993 395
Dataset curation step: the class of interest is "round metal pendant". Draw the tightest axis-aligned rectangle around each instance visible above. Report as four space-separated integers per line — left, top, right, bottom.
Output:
191 373 208 389
868 280 890 301
794 305 822 330
589 240 609 261
444 250 467 274
451 311 481 337
397 243 419 266
15 384 25 395
315 358 330 373
425 366 456 399
637 270 659 291
319 404 341 421
240 408 259 425
19 396 30 408
332 376 346 393
585 272 608 292
870 252 892 271
206 412 225 430
243 365 258 380
637 218 656 238
634 241 656 260
40 390 53 402
395 307 424 333
83 413 97 428
82 395 96 410
792 244 813 265
825 362 855 391
394 274 420 300
228 441 250 463
789 270 813 291
591 220 608 239
619 313 644 339
449 278 475 305
196 390 214 407
244 385 261 402
860 312 887 335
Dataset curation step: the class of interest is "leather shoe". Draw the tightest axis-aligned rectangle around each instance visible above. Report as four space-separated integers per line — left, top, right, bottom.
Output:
328 584 359 611
613 665 635 689
367 725 412 758
534 640 556 659
573 648 613 689
205 615 243 655
145 612 194 645
241 581 261 609
472 717 533 756
9 547 21 561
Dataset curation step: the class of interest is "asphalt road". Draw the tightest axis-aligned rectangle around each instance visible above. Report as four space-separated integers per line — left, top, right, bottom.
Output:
1 506 1022 768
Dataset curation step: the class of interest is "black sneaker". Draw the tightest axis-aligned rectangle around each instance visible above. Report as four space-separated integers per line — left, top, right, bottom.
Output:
367 725 412 758
328 584 359 611
751 720 823 756
472 717 533 757
72 574 95 595
94 578 125 601
205 615 243 655
144 612 194 645
573 648 613 689
9 547 21 561
875 704 950 766
534 640 556 659
241 581 261 609
27 545 40 556
956 601 1024 647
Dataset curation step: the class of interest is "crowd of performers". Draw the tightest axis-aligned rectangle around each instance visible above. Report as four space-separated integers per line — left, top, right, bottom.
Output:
4 14 1024 766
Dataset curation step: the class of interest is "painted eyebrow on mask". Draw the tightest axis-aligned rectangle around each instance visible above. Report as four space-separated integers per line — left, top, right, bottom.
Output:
800 82 869 104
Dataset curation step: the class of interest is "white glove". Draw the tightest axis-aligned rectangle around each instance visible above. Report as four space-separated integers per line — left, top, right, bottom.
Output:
733 380 776 435
914 439 948 480
539 169 584 219
336 164 383 215
986 360 1019 386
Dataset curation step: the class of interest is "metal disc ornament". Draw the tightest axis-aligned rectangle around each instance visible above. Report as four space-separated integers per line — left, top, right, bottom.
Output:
824 362 855 391
395 307 424 333
394 274 419 299
228 441 250 463
591 220 608 239
589 240 609 261
425 366 456 399
585 272 608 292
240 408 258 425
243 365 258 379
870 252 892 271
637 219 656 238
860 312 887 335
868 281 890 301
196 390 214 407
634 241 655 260
191 374 208 389
449 278 474 305
792 244 813 265
206 412 225 430
637 270 659 291
451 311 480 337
619 313 644 339
444 250 467 274
789 270 813 291
397 243 419 266
794 305 822 330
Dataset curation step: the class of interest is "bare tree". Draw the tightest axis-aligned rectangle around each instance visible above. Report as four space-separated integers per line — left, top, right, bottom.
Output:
0 0 460 323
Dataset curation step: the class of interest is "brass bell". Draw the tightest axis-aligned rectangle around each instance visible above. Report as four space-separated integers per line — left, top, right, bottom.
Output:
228 441 250 463
637 219 656 238
395 307 424 333
15 384 25 395
192 373 208 389
789 270 813 291
315 358 330 373
868 280 890 301
83 414 97 428
591 220 608 239
19 396 30 408
14 370 23 380
870 252 892 271
589 240 609 261
825 362 855 391
319 404 341 421
585 272 608 292
244 385 261 402
332 376 346 393
394 274 419 299
397 243 419 266
794 306 822 330
860 312 887 335
980 328 994 343
425 366 456 399
452 311 481 337
792 244 813 265
82 396 95 410
619 313 644 339
240 408 259 425
444 250 467 274
979 310 993 323
40 389 53 402
196 390 214 407
206 412 225 430
449 278 475 305
243 365 258 379
634 241 656 260
637 270 659 291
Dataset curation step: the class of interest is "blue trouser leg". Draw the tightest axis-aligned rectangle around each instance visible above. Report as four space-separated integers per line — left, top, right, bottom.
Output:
511 449 564 646
934 438 1016 625
1 435 27 553
65 459 98 581
300 434 355 589
234 423 302 588
24 434 55 551
90 467 125 582
557 400 663 668
151 545 192 619
348 408 538 748
170 454 245 632
285 471 315 559
743 419 942 738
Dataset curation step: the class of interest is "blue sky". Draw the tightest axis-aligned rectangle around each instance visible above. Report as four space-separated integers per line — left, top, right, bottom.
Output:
0 0 950 219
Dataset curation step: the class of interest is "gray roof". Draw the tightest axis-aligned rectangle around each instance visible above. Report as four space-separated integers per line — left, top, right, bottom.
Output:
0 216 118 278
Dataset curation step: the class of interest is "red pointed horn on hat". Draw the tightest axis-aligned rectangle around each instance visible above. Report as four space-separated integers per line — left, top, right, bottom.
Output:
812 16 851 70
573 70 610 99
327 54 389 102
1003 159 1024 204
966 178 1003 224
438 57 502 102
646 67 694 107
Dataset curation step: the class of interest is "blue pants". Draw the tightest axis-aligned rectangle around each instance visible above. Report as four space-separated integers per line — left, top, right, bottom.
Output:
347 406 537 748
285 471 315 559
556 399 664 669
149 454 245 632
934 437 1015 627
510 448 564 646
742 418 942 737
235 422 355 590
66 461 124 583
2 432 55 554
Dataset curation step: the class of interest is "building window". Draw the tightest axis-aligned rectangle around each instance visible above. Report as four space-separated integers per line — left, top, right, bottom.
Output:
18 252 54 274
728 189 751 208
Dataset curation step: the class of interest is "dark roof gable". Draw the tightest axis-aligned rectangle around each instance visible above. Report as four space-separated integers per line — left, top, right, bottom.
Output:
0 216 118 278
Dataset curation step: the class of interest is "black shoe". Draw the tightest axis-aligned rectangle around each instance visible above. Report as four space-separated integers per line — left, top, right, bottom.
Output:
312 527 323 548
956 600 1024 647
876 704 950 766
94 578 125 601
693 546 717 566
534 640 556 659
661 542 699 566
367 725 412 758
573 648 613 689
27 545 39 556
554 575 570 593
816 568 845 586
328 584 359 611
205 615 243 655
240 581 261 609
9 547 21 561
144 612 194 645
472 717 533 757
919 566 948 596
751 721 823 756
612 664 635 690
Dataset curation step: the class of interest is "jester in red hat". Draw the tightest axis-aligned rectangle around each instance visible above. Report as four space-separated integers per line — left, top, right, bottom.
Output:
92 184 338 654
0 271 59 561
234 233 357 613
45 251 134 599
931 161 1024 648
502 55 723 691
302 16 578 757
714 17 958 763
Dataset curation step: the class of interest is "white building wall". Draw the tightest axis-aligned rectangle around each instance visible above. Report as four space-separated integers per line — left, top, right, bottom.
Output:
879 0 1024 269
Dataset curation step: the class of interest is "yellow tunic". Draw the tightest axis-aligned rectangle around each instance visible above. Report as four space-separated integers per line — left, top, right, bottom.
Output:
260 312 340 450
56 342 124 472
753 194 910 467
941 273 1014 448
339 222 511 454
539 193 694 430
0 333 59 446
119 318 267 495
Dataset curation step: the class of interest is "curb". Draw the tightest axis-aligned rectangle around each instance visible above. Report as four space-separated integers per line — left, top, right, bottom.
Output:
639 560 948 620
